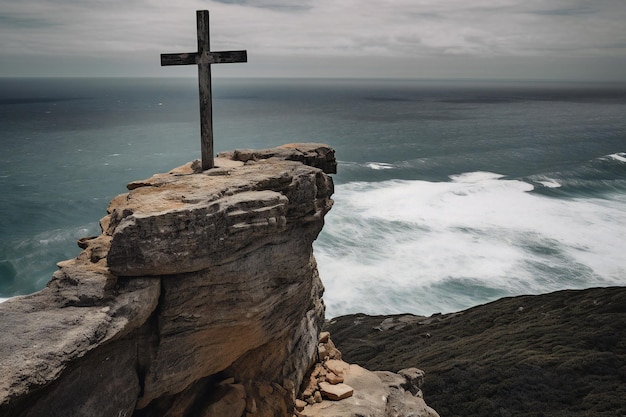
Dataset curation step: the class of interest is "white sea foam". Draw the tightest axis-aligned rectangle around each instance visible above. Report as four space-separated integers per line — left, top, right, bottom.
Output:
608 152 626 162
365 162 395 170
0 298 8 304
537 179 562 188
449 171 505 183
315 173 626 317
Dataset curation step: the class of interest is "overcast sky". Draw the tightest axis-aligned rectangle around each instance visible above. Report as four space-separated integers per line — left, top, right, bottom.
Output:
1 0 625 80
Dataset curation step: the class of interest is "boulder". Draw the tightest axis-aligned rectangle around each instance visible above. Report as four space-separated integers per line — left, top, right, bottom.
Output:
319 382 354 401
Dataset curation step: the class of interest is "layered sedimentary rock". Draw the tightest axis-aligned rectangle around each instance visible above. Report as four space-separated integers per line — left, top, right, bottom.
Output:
0 143 439 417
0 144 335 417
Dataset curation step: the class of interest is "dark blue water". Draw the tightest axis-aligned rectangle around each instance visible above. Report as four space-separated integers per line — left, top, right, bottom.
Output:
1 77 625 316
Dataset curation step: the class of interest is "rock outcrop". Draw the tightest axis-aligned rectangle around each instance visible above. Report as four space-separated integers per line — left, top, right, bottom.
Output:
0 144 335 417
0 143 439 417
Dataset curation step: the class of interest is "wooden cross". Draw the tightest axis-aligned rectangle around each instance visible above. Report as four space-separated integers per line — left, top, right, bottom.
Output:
161 10 247 170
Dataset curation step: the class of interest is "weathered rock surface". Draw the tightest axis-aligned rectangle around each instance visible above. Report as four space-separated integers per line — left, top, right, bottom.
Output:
297 333 439 417
327 286 626 417
107 143 336 277
0 260 160 417
0 144 335 417
0 143 439 417
300 363 439 417
216 143 337 175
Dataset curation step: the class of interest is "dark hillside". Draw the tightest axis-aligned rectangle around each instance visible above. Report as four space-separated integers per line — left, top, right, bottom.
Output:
326 287 626 417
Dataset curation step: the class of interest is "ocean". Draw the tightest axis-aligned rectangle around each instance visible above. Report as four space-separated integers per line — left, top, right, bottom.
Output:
1 77 625 317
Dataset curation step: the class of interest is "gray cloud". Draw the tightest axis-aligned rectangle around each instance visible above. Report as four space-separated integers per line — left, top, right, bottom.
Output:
0 14 58 29
526 6 596 16
0 0 624 80
210 0 311 12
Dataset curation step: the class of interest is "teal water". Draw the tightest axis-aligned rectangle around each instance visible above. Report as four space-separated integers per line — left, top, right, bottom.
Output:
1 77 625 316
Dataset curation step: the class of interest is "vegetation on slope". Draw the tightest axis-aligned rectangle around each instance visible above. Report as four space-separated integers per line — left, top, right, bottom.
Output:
326 287 626 417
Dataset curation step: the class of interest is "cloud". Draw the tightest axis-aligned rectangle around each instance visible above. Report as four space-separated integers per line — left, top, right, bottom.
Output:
526 6 596 16
0 14 58 29
210 0 312 12
0 0 625 79
194 0 626 59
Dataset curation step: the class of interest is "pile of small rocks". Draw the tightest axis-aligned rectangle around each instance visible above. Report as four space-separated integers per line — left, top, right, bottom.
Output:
295 332 354 412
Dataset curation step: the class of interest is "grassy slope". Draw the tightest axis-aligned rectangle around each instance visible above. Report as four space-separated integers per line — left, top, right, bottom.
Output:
325 287 626 417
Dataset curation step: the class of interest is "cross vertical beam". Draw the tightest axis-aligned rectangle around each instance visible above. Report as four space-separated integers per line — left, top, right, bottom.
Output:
161 10 247 170
196 11 213 171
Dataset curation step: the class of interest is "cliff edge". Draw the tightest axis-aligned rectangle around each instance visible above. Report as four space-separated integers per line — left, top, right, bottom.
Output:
0 144 335 417
0 143 439 417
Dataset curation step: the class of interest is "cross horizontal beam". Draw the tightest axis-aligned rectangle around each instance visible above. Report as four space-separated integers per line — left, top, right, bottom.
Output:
161 50 247 66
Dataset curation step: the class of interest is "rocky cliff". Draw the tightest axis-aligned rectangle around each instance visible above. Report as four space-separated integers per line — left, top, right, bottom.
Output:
0 143 439 417
0 144 334 417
